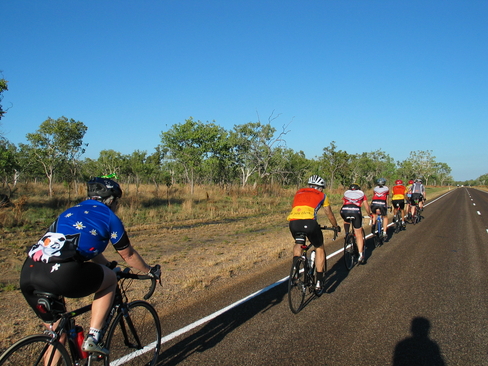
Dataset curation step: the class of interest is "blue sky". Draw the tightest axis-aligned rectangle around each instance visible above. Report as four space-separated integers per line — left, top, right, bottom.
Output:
1 0 487 181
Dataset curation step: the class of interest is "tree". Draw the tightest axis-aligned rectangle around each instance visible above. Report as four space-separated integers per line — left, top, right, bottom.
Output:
23 116 88 196
320 141 351 190
0 138 18 188
160 117 226 194
0 74 9 121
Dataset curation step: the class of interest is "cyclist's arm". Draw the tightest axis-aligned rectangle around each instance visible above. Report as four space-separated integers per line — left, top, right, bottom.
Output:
362 200 372 216
322 205 339 228
117 245 151 274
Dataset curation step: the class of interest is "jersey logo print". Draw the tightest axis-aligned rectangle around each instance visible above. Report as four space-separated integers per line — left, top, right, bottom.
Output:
28 232 80 263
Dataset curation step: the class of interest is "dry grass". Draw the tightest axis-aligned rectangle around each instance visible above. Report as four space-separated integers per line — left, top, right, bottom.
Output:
0 182 454 352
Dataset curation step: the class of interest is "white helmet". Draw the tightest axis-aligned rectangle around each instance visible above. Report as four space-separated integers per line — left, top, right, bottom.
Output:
308 175 325 187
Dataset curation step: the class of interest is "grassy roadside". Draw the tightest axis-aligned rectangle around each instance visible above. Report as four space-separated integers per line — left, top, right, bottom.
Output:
0 183 454 351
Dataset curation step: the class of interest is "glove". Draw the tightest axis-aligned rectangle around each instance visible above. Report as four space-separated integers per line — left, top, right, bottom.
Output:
106 261 118 270
335 226 341 233
148 265 161 281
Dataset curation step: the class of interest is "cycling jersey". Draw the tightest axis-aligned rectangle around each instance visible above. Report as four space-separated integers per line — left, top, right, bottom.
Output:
392 184 407 200
27 200 130 263
409 182 425 195
372 186 389 201
287 188 330 221
342 189 367 207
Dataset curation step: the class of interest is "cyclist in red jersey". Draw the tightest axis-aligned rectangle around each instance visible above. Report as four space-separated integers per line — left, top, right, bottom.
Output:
287 175 340 292
370 178 390 240
340 183 372 264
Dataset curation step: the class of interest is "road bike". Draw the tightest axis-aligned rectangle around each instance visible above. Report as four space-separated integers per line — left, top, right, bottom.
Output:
371 207 391 247
343 216 368 270
408 198 423 225
288 226 338 314
392 202 405 234
0 266 161 366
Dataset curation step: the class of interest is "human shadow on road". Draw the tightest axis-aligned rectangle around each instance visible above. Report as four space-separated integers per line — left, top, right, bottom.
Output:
157 280 288 365
392 316 445 366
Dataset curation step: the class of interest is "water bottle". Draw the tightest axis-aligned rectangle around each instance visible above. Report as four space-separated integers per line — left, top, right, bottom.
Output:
73 325 89 359
309 250 315 269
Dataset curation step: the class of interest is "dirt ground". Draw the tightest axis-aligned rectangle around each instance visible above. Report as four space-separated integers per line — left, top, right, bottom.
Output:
0 210 304 352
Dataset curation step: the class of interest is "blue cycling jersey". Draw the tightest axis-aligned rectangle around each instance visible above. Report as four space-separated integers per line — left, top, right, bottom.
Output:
28 200 128 263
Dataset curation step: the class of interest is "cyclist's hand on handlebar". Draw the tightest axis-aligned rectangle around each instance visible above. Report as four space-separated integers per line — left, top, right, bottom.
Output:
106 260 118 270
334 226 341 233
148 264 162 285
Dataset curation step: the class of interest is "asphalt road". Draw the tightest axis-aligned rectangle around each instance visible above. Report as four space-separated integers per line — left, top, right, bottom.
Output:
155 187 488 366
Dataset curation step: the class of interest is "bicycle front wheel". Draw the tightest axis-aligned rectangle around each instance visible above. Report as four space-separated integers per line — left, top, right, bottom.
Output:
0 334 72 366
344 234 357 270
104 300 161 366
288 257 306 314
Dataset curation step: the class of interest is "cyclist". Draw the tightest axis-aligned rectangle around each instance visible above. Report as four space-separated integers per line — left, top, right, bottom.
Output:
20 177 161 355
408 178 426 218
391 179 408 228
287 175 341 293
370 178 389 240
340 183 371 264
405 179 414 219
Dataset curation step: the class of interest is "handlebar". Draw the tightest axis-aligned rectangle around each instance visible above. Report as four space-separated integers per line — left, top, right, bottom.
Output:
319 225 339 240
116 267 159 300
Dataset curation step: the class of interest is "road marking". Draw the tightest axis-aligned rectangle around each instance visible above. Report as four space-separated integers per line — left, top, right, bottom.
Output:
477 211 481 215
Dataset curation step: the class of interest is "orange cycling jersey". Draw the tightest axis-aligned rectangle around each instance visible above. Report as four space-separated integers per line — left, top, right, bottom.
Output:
287 187 330 221
392 184 407 200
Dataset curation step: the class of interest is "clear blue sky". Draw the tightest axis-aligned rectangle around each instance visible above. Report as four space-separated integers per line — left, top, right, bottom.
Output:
1 0 487 181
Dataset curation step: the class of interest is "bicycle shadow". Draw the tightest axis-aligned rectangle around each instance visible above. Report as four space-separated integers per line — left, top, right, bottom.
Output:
323 251 353 294
392 316 445 366
156 281 288 365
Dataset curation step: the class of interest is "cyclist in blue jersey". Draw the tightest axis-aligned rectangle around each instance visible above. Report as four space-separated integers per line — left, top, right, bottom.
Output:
20 177 161 355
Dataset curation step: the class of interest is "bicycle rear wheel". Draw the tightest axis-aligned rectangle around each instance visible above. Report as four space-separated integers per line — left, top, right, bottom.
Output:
394 212 401 233
0 334 71 366
373 221 382 247
343 234 357 271
104 300 161 366
288 257 306 313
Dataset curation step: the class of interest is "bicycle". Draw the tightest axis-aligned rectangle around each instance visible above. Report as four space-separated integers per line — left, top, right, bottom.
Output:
288 226 338 314
371 207 391 247
408 198 422 225
343 216 368 270
0 265 161 366
392 202 405 234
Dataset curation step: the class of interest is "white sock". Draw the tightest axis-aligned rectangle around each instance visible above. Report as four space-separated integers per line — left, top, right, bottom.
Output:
89 328 101 342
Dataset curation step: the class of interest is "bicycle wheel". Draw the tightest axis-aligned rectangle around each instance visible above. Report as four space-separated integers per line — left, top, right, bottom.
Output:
0 334 72 366
104 300 161 366
394 212 401 234
288 257 306 313
373 221 382 247
343 234 356 271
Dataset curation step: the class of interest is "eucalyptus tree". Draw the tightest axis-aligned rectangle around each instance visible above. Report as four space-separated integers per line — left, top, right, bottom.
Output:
0 75 8 120
231 119 288 187
22 116 87 196
0 138 18 187
270 147 311 188
160 117 226 194
96 149 125 178
320 141 351 190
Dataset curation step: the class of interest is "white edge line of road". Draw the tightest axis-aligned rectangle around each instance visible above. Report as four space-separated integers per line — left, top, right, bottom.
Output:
112 189 456 364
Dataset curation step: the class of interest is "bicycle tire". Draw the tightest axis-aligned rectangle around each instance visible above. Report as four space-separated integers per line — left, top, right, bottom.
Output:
0 334 72 366
373 221 382 247
288 257 306 314
343 234 356 271
104 300 161 366
394 211 401 233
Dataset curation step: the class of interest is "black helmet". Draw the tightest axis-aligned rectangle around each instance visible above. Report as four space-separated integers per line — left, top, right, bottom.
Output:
349 183 360 191
87 177 122 199
376 178 386 186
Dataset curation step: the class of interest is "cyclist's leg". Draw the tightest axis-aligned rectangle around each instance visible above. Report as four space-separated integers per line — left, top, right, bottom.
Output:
91 265 117 331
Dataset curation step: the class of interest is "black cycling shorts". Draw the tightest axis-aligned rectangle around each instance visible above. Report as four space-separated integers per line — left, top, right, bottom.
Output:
20 257 104 322
392 199 405 210
340 205 363 229
410 193 423 205
289 219 324 248
371 200 388 216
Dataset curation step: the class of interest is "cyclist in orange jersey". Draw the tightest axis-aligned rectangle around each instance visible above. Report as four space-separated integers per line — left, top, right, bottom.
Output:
287 175 340 292
391 179 408 228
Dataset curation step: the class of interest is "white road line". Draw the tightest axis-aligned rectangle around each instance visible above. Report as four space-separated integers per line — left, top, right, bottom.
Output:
477 211 481 215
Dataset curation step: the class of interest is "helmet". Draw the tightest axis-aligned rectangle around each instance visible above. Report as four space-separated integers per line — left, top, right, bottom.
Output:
395 179 403 185
376 178 386 186
308 175 325 187
349 183 360 191
87 177 122 199
416 178 422 183
408 179 414 184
